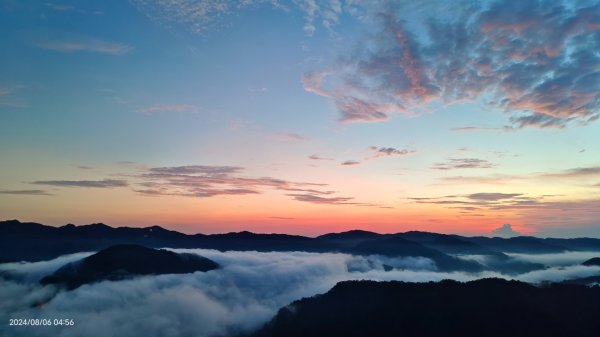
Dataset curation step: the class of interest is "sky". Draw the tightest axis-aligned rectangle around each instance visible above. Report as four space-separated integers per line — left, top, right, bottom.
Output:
0 0 599 237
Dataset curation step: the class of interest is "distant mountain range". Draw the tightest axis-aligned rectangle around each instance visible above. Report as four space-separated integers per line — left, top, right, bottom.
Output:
251 278 600 337
40 244 219 289
2 219 600 273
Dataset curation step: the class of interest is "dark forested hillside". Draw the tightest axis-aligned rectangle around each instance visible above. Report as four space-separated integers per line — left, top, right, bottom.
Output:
40 244 219 289
252 278 600 337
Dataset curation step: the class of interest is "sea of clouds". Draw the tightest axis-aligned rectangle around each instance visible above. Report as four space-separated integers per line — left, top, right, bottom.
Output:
1 249 599 337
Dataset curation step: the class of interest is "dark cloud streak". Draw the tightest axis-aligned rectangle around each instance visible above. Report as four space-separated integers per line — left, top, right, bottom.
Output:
467 193 522 201
32 179 128 188
369 147 415 158
286 194 356 205
0 189 53 196
432 158 496 170
308 154 332 161
149 165 243 176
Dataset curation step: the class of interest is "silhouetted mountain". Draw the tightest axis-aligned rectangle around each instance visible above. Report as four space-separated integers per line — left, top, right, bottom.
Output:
362 232 541 273
317 230 381 247
478 255 546 274
558 257 600 285
191 231 324 252
40 244 218 289
561 275 600 286
544 238 600 252
396 231 507 256
582 257 600 266
0 220 596 274
318 230 380 240
0 220 330 263
348 236 485 272
464 236 571 253
252 278 600 337
0 220 192 262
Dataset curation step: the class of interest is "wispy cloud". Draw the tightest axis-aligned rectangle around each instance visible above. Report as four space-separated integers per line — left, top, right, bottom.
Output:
32 179 128 188
438 165 600 185
141 188 260 198
437 174 520 185
340 146 415 166
286 193 385 207
132 0 341 36
247 86 268 93
471 196 600 234
302 72 393 123
148 165 243 176
304 0 600 128
408 192 600 232
44 2 75 11
133 164 380 206
136 103 197 114
308 154 332 161
509 114 573 129
273 132 310 141
132 0 245 34
432 158 496 170
34 37 132 55
116 161 138 166
296 0 343 35
286 193 355 205
129 164 388 206
298 0 318 35
409 192 538 208
539 166 600 179
450 126 510 132
467 193 522 201
134 1 600 128
43 2 103 14
369 146 415 158
0 189 52 196
0 85 26 108
335 97 392 123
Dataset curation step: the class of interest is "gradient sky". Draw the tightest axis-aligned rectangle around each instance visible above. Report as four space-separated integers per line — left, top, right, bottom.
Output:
1 0 600 237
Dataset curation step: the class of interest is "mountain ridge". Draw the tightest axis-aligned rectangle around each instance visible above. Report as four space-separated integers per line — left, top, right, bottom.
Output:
40 244 219 289
2 220 599 274
251 278 600 337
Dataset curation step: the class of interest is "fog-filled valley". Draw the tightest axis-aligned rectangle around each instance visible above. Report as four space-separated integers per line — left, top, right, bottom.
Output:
2 247 600 337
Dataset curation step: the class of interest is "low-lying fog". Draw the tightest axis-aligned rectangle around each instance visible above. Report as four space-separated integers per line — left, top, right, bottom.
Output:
1 249 599 337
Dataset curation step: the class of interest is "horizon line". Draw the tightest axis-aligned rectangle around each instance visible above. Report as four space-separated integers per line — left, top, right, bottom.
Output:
3 219 598 240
